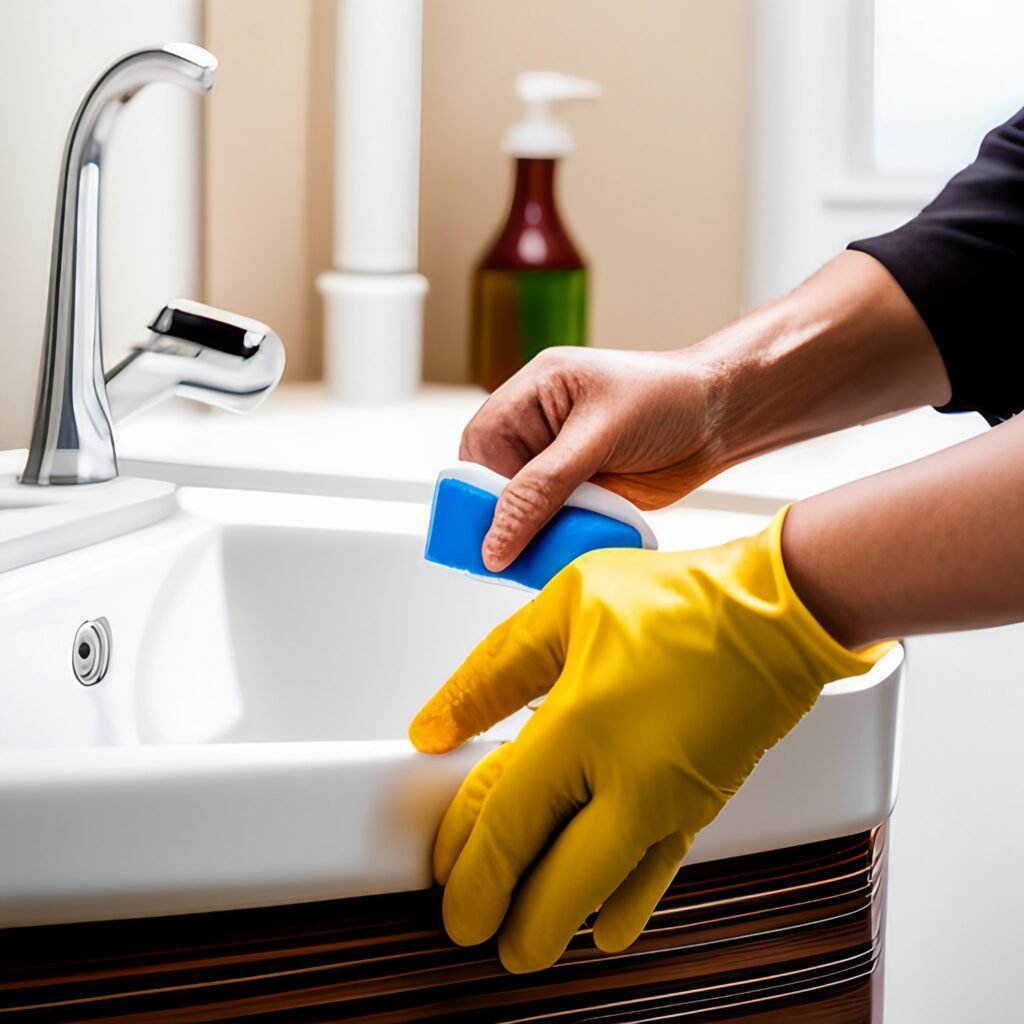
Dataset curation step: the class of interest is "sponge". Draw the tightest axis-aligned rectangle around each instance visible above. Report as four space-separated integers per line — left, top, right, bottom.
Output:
424 462 658 591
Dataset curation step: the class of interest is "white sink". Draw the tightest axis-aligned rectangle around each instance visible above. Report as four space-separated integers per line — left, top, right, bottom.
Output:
0 479 903 927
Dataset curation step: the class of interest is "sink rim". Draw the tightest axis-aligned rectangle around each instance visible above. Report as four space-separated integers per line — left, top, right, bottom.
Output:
0 476 906 928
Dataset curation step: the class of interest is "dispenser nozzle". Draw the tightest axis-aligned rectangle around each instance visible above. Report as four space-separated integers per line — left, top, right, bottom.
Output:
504 71 601 158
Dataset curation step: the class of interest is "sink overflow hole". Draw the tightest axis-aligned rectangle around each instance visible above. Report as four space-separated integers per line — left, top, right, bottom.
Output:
73 618 111 686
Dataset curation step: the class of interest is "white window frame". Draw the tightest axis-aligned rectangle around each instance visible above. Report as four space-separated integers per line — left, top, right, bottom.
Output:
821 0 945 209
744 0 940 307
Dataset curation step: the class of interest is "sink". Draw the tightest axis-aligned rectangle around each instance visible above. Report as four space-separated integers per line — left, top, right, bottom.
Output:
0 479 903 928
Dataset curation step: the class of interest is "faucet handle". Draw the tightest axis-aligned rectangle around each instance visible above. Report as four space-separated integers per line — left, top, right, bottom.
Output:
148 300 272 361
105 300 286 422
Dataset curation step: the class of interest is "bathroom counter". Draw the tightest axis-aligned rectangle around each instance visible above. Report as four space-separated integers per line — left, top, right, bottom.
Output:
118 381 986 504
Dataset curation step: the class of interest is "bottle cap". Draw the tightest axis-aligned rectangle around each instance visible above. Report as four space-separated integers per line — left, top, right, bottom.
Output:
503 71 601 158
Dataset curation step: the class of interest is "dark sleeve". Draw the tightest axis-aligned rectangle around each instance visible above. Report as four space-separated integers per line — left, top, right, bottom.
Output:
848 106 1024 425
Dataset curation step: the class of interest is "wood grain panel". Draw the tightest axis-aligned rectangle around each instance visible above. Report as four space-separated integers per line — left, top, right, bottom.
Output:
0 824 887 1022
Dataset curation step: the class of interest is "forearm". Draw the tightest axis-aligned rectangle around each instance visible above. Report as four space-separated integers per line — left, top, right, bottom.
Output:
783 412 1024 649
461 249 952 569
690 250 951 474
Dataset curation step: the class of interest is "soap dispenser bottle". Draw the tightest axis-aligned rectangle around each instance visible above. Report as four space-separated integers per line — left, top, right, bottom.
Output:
471 72 601 392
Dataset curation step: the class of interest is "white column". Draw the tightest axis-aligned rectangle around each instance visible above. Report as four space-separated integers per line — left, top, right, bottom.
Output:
318 0 428 403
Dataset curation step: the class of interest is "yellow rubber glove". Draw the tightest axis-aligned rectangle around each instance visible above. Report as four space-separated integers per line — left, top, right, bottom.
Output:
408 506 892 973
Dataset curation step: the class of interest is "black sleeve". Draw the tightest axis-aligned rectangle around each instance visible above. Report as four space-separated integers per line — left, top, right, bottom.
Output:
848 105 1024 425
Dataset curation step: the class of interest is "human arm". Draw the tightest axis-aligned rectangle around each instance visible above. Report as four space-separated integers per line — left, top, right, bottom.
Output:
470 103 1024 572
470 250 950 571
849 106 1024 423
408 413 1024 973
780 104 1024 644
784 410 1024 649
410 105 1024 975
409 504 892 973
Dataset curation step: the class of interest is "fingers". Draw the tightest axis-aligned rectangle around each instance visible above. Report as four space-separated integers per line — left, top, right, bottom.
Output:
481 421 608 572
441 726 589 948
408 597 564 754
590 470 697 512
459 395 551 483
592 831 690 953
459 350 579 480
436 758 688 967
496 796 652 973
457 350 611 572
432 743 512 885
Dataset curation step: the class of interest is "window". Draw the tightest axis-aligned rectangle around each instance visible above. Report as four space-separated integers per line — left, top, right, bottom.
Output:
872 0 1024 177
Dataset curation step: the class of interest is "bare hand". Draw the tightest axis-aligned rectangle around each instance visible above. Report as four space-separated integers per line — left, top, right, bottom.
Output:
460 347 719 571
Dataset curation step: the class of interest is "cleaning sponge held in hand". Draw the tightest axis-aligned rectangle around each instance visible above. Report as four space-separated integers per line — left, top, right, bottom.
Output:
424 462 658 591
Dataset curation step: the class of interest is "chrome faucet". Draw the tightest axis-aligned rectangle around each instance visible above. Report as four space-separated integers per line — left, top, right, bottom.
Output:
22 44 284 486
105 300 285 422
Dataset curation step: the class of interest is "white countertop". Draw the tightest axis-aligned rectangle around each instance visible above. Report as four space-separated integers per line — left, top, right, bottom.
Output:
117 382 987 505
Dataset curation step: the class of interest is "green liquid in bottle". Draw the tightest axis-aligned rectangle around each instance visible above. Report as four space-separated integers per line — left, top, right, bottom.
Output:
472 268 587 392
470 157 589 391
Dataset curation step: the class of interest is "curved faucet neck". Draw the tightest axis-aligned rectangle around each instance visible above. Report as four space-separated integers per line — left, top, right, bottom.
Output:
21 45 217 486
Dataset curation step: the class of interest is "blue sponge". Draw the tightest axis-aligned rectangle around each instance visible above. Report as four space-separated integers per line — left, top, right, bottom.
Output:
425 475 646 591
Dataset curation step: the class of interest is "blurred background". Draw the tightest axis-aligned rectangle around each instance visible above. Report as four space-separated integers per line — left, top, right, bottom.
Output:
2 2 1024 1019
3 0 1022 447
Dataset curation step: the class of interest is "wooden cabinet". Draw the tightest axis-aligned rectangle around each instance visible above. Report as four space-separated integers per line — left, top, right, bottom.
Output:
0 824 886 1022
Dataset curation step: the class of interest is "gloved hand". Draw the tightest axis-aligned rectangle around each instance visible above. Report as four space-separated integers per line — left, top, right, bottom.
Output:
409 506 892 973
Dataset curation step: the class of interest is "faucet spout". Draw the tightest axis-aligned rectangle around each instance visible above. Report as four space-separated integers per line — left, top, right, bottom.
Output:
21 44 218 486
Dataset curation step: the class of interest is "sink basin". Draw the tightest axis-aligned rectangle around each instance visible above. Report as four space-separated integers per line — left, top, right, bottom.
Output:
0 481 903 928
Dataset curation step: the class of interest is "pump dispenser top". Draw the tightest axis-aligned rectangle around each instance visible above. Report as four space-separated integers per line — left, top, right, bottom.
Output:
503 72 602 158
471 71 601 393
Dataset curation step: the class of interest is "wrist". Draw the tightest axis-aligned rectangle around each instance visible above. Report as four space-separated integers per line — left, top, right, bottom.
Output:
678 250 952 478
650 347 730 482
681 298 807 474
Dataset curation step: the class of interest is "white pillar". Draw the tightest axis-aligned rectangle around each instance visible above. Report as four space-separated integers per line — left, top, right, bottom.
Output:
318 0 428 403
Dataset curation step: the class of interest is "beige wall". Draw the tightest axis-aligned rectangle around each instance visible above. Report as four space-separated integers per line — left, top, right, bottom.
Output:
421 0 749 381
202 0 748 385
203 0 335 382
